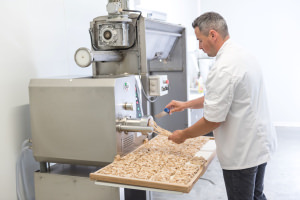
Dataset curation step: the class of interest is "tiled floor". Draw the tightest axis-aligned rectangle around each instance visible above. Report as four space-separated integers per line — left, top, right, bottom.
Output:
152 127 300 200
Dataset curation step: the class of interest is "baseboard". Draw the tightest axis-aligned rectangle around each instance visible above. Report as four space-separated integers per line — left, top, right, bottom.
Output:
273 122 300 134
273 122 300 128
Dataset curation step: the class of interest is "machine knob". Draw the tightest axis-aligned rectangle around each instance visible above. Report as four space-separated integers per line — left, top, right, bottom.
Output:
163 80 169 84
123 103 133 110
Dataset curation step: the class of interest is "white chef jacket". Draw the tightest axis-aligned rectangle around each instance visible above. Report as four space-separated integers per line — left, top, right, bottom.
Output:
204 39 277 170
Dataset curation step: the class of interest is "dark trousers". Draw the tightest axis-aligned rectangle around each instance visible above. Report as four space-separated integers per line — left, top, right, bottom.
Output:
222 163 267 200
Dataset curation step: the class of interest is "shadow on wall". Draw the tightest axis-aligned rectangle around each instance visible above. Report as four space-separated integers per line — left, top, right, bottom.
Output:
13 104 32 146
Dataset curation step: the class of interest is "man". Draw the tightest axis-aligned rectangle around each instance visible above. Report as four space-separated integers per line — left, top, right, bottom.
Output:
166 12 277 200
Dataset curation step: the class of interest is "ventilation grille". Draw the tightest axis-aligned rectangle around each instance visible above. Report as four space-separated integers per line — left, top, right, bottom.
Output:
122 134 134 152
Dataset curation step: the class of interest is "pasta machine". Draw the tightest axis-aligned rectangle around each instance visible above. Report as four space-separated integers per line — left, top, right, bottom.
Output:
29 0 188 199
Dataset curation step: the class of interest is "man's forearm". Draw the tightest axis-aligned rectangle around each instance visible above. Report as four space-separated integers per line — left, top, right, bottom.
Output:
183 117 220 139
185 96 204 109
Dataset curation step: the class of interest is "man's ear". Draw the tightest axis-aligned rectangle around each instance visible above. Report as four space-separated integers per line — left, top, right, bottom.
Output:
209 30 218 40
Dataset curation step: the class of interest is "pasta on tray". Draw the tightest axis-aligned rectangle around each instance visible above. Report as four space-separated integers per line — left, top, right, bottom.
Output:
92 135 210 185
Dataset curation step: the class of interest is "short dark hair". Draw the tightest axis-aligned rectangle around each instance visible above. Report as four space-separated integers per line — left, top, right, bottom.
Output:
192 12 229 39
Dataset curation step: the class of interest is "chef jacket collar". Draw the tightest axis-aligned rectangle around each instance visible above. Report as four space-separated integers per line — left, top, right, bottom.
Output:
216 38 232 60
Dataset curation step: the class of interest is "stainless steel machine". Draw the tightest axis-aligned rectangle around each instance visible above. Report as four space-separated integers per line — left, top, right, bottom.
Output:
29 0 188 199
30 76 153 167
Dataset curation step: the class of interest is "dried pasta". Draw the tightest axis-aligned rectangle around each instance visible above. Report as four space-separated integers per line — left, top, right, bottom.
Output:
97 134 210 185
149 120 172 137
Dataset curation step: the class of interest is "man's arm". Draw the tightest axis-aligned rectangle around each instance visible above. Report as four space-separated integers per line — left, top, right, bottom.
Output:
186 96 205 109
168 117 220 144
166 96 204 114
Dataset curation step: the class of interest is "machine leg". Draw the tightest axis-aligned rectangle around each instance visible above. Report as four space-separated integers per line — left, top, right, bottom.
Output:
124 189 151 200
39 162 48 173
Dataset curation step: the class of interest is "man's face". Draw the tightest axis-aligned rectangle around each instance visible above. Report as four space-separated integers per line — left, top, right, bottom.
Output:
194 27 216 57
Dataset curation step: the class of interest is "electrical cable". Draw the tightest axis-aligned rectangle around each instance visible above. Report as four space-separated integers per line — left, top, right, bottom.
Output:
17 139 32 200
123 9 159 103
122 9 142 20
21 139 30 150
199 177 216 185
89 29 101 51
16 139 39 200
16 146 30 200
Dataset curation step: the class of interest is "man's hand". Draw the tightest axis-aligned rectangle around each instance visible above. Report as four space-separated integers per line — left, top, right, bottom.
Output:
165 100 187 115
168 130 187 144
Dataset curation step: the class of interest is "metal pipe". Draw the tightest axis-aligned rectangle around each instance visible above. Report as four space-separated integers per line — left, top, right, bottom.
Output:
117 125 153 132
40 162 48 173
93 51 123 62
74 47 123 68
116 115 154 132
125 116 152 127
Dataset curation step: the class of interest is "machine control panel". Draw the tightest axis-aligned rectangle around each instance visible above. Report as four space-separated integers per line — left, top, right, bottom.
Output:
149 75 169 96
123 81 130 91
135 86 142 118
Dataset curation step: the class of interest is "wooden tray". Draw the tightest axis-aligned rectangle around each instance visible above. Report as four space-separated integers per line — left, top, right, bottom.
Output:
90 136 216 193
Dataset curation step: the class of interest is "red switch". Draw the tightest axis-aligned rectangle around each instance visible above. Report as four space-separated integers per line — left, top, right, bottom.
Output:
164 80 169 84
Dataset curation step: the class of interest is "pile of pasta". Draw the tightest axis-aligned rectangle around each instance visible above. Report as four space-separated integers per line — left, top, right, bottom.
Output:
149 120 172 137
98 135 209 185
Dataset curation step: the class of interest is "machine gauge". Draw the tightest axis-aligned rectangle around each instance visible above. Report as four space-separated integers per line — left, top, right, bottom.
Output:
74 47 93 68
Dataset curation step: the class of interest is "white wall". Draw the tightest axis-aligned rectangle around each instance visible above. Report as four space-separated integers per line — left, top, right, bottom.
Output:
0 0 201 199
0 1 107 199
200 0 300 126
